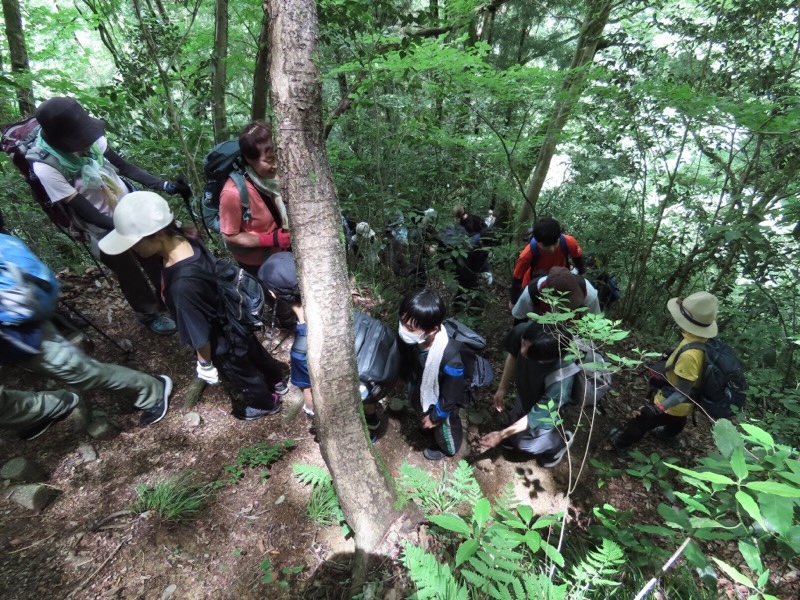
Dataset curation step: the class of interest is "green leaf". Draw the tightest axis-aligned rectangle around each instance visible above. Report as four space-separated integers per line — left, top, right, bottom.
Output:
666 463 736 486
730 448 748 481
674 491 711 515
658 504 692 529
735 491 767 529
712 419 744 458
711 557 755 589
759 493 793 535
430 514 472 536
757 569 770 589
541 540 565 567
740 424 775 448
473 498 491 530
524 530 541 553
744 481 800 498
683 540 708 569
738 540 763 573
517 504 533 525
455 539 479 567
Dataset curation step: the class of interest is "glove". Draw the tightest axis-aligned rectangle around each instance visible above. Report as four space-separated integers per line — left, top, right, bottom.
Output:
639 404 662 418
259 229 292 249
196 360 219 384
163 177 192 197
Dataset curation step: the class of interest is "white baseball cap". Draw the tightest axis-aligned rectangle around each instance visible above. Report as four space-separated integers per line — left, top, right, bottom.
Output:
99 191 174 255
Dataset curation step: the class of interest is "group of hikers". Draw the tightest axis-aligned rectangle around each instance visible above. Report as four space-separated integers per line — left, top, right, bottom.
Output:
1 97 726 467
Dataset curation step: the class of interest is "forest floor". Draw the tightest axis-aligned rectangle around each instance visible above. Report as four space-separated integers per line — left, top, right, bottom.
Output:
0 267 796 599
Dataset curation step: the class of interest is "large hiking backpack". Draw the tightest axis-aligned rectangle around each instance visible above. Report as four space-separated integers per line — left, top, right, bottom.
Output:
442 318 494 405
0 234 60 351
1 118 84 239
173 259 265 344
199 139 250 233
672 339 747 419
544 337 613 412
353 310 401 387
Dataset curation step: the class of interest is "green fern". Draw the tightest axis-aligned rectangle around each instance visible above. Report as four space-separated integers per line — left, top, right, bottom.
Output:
292 463 331 487
292 463 350 534
401 542 468 600
397 460 485 515
568 538 625 597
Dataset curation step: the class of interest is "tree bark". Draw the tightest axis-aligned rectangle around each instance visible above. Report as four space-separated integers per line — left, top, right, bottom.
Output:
267 0 411 586
517 0 612 235
1 0 35 116
212 0 229 142
251 2 271 121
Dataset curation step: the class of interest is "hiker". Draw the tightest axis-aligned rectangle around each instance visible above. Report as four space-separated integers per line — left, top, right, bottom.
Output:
397 288 470 461
479 322 575 468
219 120 290 274
257 252 386 440
484 209 496 229
609 291 719 460
99 192 287 421
0 234 172 440
453 205 484 243
510 217 585 306
30 97 186 335
511 266 602 322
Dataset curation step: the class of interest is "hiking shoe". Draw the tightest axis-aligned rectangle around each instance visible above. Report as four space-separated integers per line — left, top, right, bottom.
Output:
302 404 315 418
537 431 574 468
273 381 289 396
140 376 172 425
19 392 80 441
142 314 177 335
653 427 682 448
423 448 447 461
234 396 282 421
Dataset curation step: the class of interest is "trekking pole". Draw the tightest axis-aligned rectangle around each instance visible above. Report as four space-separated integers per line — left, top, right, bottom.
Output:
58 299 130 353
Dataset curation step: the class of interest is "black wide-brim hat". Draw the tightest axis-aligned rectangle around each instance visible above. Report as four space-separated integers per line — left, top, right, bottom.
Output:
35 97 105 153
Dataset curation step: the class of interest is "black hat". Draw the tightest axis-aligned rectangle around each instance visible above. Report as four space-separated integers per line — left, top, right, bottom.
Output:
257 251 300 303
35 97 105 152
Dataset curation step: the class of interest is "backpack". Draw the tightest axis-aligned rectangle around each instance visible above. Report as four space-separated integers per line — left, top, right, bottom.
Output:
1 118 85 240
442 318 494 405
544 338 613 412
671 339 747 419
0 234 60 352
199 139 250 234
172 259 265 345
528 234 569 277
589 272 621 311
353 310 401 386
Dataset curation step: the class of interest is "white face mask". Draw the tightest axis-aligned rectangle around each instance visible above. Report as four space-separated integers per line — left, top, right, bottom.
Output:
398 322 426 345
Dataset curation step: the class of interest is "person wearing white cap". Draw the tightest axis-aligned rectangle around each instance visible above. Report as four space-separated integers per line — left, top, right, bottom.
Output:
610 291 719 460
99 192 286 420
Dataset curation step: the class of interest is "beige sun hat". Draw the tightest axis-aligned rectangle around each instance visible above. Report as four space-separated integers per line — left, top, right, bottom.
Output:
667 291 719 338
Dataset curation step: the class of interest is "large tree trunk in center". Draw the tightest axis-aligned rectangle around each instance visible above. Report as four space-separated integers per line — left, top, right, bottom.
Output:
267 0 410 584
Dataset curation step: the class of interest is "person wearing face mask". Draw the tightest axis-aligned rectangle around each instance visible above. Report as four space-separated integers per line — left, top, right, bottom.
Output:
478 322 575 468
30 97 185 335
397 288 470 461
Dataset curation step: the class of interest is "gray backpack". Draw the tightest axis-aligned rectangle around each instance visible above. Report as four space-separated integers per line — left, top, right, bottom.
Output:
545 338 613 411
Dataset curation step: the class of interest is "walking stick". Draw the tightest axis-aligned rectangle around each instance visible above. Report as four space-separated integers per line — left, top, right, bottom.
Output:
58 299 129 353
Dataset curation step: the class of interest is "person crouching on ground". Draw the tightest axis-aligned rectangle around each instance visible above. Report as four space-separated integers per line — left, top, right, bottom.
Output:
99 192 287 421
397 288 468 461
479 322 575 468
609 291 719 460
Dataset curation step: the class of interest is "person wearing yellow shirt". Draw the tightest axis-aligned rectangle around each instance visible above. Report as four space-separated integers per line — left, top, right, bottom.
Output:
610 291 719 460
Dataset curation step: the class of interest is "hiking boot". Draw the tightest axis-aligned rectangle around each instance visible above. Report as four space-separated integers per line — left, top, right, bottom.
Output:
423 448 447 461
653 426 682 448
273 381 289 396
142 313 177 335
19 392 80 441
140 375 172 425
234 396 282 421
537 431 575 468
608 427 633 461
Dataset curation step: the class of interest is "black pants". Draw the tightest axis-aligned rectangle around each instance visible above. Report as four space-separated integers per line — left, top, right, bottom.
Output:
213 330 285 417
615 411 687 449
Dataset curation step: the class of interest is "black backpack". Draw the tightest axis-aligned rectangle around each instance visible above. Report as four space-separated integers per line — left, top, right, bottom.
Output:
668 339 747 419
199 139 250 234
442 318 494 405
172 259 265 346
353 310 401 386
0 117 85 239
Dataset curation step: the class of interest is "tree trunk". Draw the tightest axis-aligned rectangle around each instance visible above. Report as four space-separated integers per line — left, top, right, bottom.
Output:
1 0 35 116
251 2 271 121
268 0 412 587
517 0 612 235
212 0 229 142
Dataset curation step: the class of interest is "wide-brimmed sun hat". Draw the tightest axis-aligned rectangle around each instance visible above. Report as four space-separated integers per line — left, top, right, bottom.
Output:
667 291 719 338
98 192 173 256
35 97 105 153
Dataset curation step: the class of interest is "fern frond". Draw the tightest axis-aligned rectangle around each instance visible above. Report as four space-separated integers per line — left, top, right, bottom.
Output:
449 460 485 506
291 463 331 488
494 480 519 512
568 538 625 597
402 542 467 600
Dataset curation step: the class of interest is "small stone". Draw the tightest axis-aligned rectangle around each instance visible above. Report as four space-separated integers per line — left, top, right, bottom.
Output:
9 483 59 510
274 495 285 505
474 458 495 473
184 413 202 428
71 403 91 432
1 457 48 483
76 443 97 464
160 584 177 599
87 419 117 440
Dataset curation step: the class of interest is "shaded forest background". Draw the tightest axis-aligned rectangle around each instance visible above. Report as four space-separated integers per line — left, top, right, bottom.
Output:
0 0 798 597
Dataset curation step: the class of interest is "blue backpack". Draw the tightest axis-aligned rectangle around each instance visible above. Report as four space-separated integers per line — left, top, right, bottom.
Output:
0 234 59 326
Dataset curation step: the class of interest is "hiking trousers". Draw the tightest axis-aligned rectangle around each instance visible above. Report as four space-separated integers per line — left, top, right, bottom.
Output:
615 411 687 449
94 236 164 320
431 408 463 456
0 387 75 430
18 321 163 410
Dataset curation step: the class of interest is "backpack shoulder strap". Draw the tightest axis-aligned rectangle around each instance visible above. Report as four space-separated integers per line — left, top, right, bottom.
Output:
229 170 250 211
544 360 582 387
558 234 568 259
665 341 707 374
528 237 540 267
